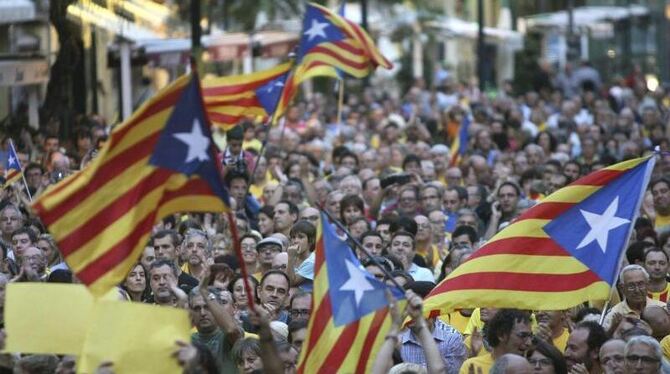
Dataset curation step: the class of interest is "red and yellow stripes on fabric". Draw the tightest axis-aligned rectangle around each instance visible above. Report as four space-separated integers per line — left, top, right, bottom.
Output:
33 75 228 296
297 235 392 374
5 169 21 186
449 136 461 167
424 157 651 316
312 3 392 69
201 63 292 129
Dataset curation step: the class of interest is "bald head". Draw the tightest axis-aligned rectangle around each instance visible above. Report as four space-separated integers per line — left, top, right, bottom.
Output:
641 305 670 340
490 354 531 374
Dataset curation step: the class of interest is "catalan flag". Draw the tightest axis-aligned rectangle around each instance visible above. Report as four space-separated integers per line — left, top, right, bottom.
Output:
297 213 404 373
424 155 656 315
449 114 470 167
202 63 291 129
270 2 393 123
33 73 230 296
5 140 22 186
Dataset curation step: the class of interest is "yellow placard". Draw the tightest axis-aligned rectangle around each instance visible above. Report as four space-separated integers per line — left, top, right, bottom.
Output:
5 283 94 355
77 300 190 374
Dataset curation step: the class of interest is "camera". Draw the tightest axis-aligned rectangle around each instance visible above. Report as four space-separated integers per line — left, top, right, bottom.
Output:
380 173 412 189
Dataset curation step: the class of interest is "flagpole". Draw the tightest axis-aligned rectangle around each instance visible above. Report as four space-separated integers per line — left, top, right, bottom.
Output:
598 153 657 326
191 56 256 309
319 208 405 292
336 78 344 125
9 140 31 202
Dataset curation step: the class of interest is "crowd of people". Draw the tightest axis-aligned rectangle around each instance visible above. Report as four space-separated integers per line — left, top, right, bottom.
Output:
1 61 670 374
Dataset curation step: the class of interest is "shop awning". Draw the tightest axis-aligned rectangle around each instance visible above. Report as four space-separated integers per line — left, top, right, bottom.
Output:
0 0 35 24
523 5 649 31
67 0 162 42
426 17 524 50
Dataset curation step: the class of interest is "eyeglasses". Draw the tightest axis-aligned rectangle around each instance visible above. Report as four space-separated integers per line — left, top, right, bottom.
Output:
528 358 552 367
625 355 660 365
624 281 647 292
421 195 439 201
290 309 310 318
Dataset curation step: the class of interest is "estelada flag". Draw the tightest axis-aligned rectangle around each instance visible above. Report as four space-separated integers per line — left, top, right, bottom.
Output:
33 73 230 296
425 155 656 315
202 62 291 129
297 213 404 373
5 140 22 186
269 2 393 123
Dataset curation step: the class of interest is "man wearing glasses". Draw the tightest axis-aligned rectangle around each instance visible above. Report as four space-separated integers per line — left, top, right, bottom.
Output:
623 336 662 374
459 309 531 374
603 265 665 330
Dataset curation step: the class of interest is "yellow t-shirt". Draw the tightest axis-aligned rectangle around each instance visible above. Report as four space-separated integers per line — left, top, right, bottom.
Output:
441 310 472 334
459 353 494 374
553 328 570 352
649 283 670 303
417 244 441 270
464 308 484 335
661 335 670 360
655 213 670 232
463 335 489 358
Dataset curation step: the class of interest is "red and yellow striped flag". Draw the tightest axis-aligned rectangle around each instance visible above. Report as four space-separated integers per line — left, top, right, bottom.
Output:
297 213 405 373
33 73 230 295
202 62 291 129
425 155 656 315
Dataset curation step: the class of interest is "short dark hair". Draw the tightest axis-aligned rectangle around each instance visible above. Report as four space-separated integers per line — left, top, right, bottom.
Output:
224 169 249 187
340 194 365 221
149 259 178 277
289 220 317 250
152 229 180 247
259 205 274 219
402 154 421 170
362 256 394 273
25 162 43 175
650 177 670 192
627 241 655 264
487 309 531 348
288 319 308 345
644 247 669 263
451 225 478 245
226 125 244 141
360 231 383 244
290 290 312 309
259 269 290 289
276 200 299 217
498 181 521 197
527 338 567 374
11 227 37 244
574 321 608 353
228 274 259 304
391 230 415 248
390 216 418 236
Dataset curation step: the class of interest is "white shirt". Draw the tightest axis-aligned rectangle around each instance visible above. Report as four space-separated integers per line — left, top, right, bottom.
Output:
409 263 435 282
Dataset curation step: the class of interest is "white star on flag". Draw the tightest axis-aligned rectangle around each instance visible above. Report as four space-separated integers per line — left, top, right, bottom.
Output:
266 80 284 93
304 19 329 41
576 196 630 253
339 258 374 306
7 155 15 167
172 119 210 163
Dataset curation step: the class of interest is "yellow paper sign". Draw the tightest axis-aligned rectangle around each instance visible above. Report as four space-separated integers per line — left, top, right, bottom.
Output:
5 283 94 355
77 300 190 374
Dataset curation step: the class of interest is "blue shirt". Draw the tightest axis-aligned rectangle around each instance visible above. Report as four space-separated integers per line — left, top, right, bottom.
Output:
400 319 466 374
